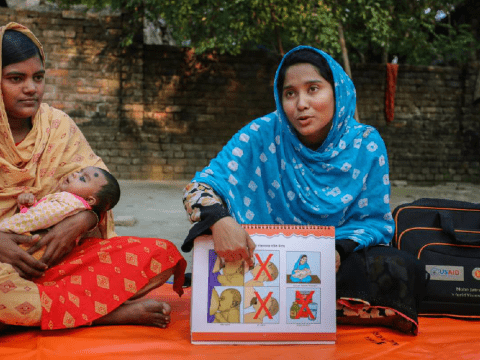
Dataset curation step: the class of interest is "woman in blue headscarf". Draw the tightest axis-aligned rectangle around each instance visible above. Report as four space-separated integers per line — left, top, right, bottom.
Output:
182 46 427 334
291 255 312 283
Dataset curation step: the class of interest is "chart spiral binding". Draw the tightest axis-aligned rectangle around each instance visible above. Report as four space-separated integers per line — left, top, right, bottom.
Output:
242 224 332 230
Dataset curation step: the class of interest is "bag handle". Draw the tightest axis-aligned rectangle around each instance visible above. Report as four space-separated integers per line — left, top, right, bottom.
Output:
438 211 480 245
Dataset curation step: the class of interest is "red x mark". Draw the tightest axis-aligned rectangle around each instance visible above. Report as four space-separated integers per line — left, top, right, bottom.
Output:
253 291 273 319
295 291 315 320
254 253 273 281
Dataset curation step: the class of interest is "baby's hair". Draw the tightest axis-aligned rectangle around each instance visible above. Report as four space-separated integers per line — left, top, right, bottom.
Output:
267 262 279 281
269 297 280 316
224 288 241 309
250 295 279 316
2 29 42 68
92 168 120 214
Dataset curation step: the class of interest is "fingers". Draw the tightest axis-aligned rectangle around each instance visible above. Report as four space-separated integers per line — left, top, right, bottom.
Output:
26 231 51 253
40 243 59 267
31 232 54 265
24 234 41 255
12 265 29 279
211 217 256 265
11 252 47 278
0 234 47 278
217 250 243 262
245 234 256 267
25 194 35 205
11 233 38 245
26 236 46 256
23 251 48 272
335 250 341 273
40 238 72 267
216 244 255 266
15 259 47 278
218 248 253 267
17 193 35 206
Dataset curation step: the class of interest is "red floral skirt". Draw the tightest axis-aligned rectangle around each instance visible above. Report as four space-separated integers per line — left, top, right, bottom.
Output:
35 236 186 330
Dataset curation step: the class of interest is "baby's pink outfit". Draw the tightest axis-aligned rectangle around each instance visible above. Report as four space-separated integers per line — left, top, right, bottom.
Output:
0 192 91 234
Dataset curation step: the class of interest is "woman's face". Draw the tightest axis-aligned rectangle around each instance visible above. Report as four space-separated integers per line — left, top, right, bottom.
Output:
1 54 45 123
300 256 307 265
282 63 335 149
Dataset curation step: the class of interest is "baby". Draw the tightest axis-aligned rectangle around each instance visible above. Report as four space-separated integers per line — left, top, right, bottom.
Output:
244 261 279 287
213 288 242 323
0 166 120 259
291 255 312 283
244 292 279 324
213 256 245 286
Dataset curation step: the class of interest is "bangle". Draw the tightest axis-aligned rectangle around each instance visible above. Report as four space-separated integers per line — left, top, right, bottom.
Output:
76 210 100 246
86 210 100 232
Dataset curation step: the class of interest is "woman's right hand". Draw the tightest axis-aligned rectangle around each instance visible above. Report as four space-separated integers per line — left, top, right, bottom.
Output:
211 217 256 267
0 232 48 279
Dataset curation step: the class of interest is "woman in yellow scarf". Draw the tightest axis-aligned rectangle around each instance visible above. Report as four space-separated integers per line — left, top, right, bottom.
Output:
0 22 186 330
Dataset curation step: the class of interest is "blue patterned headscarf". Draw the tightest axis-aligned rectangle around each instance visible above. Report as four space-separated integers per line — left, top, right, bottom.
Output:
293 255 310 272
192 46 394 250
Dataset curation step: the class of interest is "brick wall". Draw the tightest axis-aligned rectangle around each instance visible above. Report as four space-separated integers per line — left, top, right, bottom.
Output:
3 8 480 183
355 64 480 183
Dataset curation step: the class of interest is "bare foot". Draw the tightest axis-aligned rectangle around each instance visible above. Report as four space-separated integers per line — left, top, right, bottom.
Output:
93 298 172 328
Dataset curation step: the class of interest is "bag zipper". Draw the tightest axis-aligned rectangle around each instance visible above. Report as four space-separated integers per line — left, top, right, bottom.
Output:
396 227 480 259
394 206 480 243
418 242 480 260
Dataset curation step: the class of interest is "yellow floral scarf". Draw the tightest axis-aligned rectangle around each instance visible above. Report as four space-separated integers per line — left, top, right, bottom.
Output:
0 22 115 238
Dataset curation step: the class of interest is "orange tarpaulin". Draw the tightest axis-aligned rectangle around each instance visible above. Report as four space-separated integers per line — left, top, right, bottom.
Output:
1 284 480 360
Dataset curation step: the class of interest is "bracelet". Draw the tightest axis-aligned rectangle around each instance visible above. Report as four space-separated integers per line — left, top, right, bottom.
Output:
76 210 100 246
86 210 100 232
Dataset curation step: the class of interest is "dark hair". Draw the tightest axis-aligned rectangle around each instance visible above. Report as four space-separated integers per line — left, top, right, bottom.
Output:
277 48 334 101
92 168 121 214
2 30 42 68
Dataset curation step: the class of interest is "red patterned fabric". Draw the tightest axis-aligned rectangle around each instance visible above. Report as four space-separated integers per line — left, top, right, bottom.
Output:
385 63 399 123
35 236 186 330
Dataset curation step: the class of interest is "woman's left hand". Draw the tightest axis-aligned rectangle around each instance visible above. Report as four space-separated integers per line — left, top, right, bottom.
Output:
335 250 341 273
27 211 97 267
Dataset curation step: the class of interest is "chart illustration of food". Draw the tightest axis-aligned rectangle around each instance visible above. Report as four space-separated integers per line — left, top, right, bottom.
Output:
191 225 336 344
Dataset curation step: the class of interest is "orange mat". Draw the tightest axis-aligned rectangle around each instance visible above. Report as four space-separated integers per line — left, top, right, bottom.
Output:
1 284 480 360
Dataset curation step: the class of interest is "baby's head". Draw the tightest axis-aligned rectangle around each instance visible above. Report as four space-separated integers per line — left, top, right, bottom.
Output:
250 295 279 317
219 288 241 311
251 261 279 282
223 259 244 274
262 297 280 317
59 166 120 214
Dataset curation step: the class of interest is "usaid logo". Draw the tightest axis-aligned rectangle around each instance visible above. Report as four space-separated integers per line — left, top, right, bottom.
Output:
426 265 464 281
472 268 480 281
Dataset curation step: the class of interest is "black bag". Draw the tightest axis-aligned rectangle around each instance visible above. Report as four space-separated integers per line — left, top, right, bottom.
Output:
392 198 480 317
